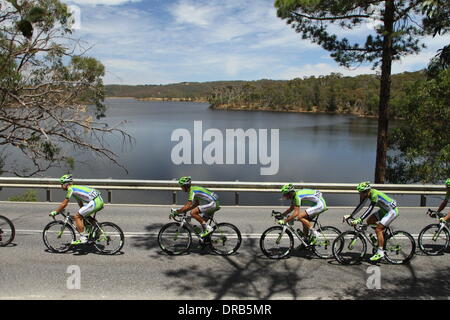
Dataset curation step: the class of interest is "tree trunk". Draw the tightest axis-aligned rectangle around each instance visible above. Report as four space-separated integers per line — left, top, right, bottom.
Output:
374 0 395 184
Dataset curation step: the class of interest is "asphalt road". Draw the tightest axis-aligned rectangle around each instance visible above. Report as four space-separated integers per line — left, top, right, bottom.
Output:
0 202 449 300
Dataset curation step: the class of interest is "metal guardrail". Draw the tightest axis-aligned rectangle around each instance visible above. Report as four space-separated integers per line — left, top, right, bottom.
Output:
0 177 446 206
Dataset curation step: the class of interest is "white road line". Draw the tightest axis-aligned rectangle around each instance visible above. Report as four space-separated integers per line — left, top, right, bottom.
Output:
13 229 423 239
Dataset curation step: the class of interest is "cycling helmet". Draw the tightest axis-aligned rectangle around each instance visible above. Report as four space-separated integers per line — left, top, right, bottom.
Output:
446 178 450 188
60 174 73 184
281 183 295 194
178 176 192 186
356 181 371 192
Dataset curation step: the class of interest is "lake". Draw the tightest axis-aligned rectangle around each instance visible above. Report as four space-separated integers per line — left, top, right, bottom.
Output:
5 98 439 206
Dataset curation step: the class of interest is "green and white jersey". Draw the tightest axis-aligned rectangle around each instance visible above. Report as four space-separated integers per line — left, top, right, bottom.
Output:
369 189 397 212
65 185 101 203
188 186 218 204
291 189 324 207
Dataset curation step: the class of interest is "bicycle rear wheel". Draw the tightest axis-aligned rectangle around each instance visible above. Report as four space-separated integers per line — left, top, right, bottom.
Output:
259 226 294 259
0 215 15 247
43 221 75 253
209 223 242 255
384 230 416 264
158 222 192 255
93 222 125 255
418 224 449 256
332 231 366 265
312 226 341 259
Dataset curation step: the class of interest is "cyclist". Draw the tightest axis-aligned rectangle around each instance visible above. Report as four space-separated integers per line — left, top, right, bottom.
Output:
344 181 399 262
50 174 104 245
171 176 220 237
436 178 450 223
278 184 328 244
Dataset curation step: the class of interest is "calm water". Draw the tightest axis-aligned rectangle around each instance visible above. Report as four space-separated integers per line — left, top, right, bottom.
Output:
5 98 436 206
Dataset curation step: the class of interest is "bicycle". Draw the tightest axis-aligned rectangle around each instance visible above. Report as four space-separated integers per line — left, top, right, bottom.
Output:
0 215 15 247
418 209 449 255
43 209 124 255
158 210 242 256
259 210 341 259
332 217 416 265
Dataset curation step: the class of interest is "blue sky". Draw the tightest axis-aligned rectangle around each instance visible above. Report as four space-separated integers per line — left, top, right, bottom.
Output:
63 0 450 85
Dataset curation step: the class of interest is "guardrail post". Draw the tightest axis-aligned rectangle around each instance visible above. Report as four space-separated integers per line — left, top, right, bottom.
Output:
420 195 426 207
172 191 177 205
107 190 112 204
46 189 51 202
235 192 239 206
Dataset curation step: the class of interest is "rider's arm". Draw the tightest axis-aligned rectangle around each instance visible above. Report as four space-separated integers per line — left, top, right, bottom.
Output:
77 199 83 208
282 204 295 216
177 201 198 213
359 202 376 221
349 198 368 219
437 199 448 213
285 206 300 223
55 198 70 213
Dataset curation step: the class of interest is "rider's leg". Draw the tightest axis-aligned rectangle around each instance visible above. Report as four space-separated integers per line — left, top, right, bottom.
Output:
190 207 206 226
369 208 398 261
72 199 99 244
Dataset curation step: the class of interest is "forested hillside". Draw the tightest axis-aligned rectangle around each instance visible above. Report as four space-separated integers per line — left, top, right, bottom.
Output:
106 71 425 117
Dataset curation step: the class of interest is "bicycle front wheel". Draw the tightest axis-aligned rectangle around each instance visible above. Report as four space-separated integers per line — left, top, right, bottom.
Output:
158 222 192 255
43 221 76 253
209 223 242 256
0 216 15 247
260 226 294 259
332 231 366 265
93 222 125 255
384 230 416 264
312 226 341 259
418 224 449 256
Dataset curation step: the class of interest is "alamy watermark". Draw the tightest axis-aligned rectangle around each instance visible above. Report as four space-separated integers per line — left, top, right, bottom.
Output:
171 121 279 175
66 265 81 290
366 266 381 289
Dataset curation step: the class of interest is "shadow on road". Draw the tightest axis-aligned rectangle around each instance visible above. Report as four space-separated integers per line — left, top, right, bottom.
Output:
331 265 449 299
161 237 308 299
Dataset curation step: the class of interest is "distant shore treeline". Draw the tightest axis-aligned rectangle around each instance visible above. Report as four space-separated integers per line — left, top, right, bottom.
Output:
105 71 425 117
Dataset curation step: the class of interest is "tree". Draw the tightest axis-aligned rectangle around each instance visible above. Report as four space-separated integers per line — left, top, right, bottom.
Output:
421 0 450 78
387 68 449 183
275 0 433 183
0 0 132 176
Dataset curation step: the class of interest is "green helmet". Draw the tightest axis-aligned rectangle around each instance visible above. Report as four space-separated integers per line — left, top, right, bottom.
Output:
178 176 192 186
446 178 450 188
281 183 295 194
60 174 73 184
356 181 371 192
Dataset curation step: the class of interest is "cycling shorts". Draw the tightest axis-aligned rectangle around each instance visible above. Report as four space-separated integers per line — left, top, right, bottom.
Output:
374 207 398 227
305 198 327 219
78 196 104 217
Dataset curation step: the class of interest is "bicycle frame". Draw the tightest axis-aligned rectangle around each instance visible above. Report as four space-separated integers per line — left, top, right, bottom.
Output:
272 210 324 249
52 209 100 238
426 209 449 241
172 212 217 242
345 219 394 249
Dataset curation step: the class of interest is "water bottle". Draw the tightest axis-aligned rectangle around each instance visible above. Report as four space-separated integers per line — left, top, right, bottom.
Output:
193 226 201 234
369 234 377 245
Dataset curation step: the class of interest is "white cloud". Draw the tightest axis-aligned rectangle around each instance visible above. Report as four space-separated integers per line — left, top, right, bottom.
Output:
170 1 218 27
67 0 141 5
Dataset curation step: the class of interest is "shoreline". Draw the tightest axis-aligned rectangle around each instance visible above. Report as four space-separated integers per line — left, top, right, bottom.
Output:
209 104 378 118
105 96 381 118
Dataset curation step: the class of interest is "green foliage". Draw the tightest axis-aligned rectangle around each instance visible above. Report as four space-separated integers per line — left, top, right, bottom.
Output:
8 190 38 202
205 71 424 116
387 68 450 183
274 0 426 68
